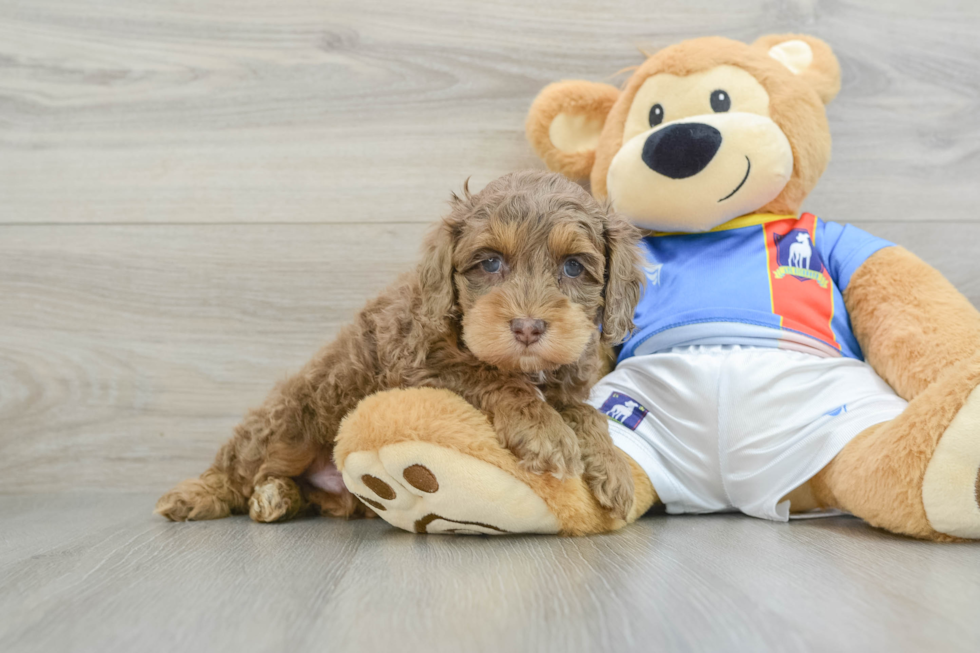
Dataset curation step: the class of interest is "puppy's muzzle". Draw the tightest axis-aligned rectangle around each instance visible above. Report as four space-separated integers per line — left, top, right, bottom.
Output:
511 318 547 346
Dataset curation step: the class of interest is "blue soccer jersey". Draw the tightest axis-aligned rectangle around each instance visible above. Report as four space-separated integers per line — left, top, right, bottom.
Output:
619 212 894 363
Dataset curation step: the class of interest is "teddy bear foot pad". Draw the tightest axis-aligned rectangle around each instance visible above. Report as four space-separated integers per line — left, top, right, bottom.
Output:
341 441 561 535
922 385 980 538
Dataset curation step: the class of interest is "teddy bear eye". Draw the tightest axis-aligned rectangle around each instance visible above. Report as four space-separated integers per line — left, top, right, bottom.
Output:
710 90 731 113
648 103 664 127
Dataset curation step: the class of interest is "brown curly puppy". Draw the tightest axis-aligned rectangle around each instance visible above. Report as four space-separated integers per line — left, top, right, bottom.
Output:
156 170 645 524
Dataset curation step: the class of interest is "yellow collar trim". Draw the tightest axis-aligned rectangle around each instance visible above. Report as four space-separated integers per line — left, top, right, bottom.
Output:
650 213 797 237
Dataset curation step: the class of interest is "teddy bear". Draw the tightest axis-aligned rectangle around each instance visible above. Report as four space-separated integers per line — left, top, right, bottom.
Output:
334 34 980 540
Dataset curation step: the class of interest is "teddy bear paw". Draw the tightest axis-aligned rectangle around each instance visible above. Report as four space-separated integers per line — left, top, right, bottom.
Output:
921 384 980 539
340 441 561 535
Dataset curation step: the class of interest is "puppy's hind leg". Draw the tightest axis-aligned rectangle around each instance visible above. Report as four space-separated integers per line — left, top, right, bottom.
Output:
157 382 321 522
247 439 320 523
156 436 318 523
155 443 249 522
249 477 309 523
157 328 370 523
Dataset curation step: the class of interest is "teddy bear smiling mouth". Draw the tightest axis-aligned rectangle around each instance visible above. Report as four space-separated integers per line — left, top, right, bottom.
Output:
718 155 751 203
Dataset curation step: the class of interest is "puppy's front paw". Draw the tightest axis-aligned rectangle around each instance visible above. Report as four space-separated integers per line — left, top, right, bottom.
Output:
503 417 584 479
585 450 635 520
514 430 584 479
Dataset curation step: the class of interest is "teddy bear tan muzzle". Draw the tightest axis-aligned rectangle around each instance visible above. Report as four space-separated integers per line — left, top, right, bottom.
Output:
607 112 793 232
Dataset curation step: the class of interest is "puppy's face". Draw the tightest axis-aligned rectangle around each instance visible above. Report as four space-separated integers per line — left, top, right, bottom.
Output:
421 171 643 374
456 207 604 373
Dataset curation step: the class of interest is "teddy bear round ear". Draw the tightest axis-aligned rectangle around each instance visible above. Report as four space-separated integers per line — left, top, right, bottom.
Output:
525 81 620 181
753 34 841 105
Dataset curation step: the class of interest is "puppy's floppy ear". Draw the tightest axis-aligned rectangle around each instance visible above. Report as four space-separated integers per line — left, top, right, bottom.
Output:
526 81 620 181
754 34 841 104
600 210 644 345
418 186 468 325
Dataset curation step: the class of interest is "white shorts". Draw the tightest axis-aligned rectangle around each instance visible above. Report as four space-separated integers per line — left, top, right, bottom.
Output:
588 346 908 521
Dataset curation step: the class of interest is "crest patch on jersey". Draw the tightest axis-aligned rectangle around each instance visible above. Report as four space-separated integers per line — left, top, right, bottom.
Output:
772 228 829 287
599 392 649 430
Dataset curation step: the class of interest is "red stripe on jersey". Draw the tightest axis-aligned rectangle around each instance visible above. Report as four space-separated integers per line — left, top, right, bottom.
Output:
763 213 839 350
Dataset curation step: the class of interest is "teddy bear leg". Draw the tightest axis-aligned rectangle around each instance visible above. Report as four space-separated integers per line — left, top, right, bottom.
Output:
334 388 658 535
809 355 980 540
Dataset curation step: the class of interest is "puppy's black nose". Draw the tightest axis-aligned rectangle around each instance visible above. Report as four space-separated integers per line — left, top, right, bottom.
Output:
511 318 547 346
641 123 722 179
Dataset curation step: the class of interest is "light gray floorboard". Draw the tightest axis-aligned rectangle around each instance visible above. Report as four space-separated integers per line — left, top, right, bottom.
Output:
1 493 979 653
1 0 979 651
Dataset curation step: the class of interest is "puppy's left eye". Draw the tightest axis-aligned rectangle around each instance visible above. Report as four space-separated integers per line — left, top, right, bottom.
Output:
481 257 503 274
562 258 584 278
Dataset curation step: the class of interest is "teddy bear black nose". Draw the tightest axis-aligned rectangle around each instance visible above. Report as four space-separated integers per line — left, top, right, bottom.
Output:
641 123 722 179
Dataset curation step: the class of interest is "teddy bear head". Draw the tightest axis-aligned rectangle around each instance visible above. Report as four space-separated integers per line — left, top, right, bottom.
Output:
526 34 841 232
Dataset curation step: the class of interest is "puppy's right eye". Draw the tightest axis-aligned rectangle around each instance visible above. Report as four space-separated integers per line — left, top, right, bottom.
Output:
562 258 584 278
481 257 502 274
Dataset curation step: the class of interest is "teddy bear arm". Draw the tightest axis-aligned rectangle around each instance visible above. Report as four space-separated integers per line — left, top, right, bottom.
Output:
844 246 980 400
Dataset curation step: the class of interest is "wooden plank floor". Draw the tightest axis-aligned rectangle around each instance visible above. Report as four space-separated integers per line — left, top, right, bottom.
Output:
2 493 979 653
1 1 979 651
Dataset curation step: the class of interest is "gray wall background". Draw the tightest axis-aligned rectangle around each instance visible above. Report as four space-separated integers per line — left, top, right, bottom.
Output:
1 0 978 493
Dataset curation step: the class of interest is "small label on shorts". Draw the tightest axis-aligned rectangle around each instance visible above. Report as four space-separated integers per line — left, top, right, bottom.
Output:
599 392 649 430
824 404 848 417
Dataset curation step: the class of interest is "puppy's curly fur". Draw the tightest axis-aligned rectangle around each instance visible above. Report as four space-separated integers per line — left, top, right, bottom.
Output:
156 171 645 523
